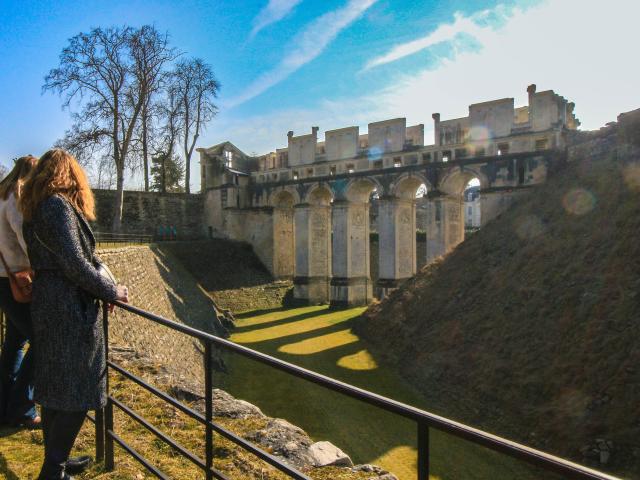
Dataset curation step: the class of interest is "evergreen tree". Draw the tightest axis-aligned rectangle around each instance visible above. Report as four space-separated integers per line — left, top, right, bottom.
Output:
151 152 184 193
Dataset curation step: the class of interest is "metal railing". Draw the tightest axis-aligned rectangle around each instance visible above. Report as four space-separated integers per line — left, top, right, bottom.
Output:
93 301 621 480
94 232 153 245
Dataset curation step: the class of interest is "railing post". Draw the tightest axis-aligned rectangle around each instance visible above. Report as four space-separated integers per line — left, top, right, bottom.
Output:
204 342 214 480
95 408 105 464
103 303 115 471
417 422 430 480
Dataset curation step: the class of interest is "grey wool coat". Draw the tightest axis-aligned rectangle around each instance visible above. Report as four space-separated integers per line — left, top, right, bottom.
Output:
24 194 117 412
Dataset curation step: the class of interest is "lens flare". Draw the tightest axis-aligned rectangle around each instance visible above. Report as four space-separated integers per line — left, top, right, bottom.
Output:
368 146 383 161
467 126 491 142
562 188 596 216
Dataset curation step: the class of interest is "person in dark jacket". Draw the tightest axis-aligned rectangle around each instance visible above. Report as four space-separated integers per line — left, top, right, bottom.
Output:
0 155 38 427
21 148 129 480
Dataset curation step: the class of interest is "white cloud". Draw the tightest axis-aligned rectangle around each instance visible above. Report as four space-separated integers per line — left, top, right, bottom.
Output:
227 0 378 108
365 12 482 70
250 0 303 38
208 0 640 158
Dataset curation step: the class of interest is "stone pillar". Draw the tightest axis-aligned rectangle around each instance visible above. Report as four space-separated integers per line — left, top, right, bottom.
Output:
425 195 464 264
273 207 294 279
293 204 331 304
377 197 416 298
330 201 372 307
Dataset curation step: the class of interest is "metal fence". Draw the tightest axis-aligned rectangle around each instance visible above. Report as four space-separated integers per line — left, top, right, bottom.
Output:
92 301 621 480
94 232 153 246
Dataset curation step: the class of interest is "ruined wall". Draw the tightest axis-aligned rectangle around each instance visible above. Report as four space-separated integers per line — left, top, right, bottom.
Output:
93 190 204 238
97 245 227 383
223 208 275 274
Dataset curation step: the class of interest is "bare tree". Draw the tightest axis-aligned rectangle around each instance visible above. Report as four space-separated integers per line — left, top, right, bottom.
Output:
173 58 220 193
44 26 174 230
153 83 183 192
130 26 178 191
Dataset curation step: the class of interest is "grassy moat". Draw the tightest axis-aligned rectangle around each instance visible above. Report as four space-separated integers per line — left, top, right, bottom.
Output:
0 304 552 480
216 305 548 480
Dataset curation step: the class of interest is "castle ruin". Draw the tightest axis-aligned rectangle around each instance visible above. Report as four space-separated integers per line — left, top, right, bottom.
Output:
198 84 579 306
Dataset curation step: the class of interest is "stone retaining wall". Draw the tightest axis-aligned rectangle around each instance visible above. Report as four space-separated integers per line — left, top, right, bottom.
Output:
97 245 227 384
93 190 204 238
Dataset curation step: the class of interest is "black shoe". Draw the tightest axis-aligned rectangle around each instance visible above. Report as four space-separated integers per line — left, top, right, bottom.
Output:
64 455 92 475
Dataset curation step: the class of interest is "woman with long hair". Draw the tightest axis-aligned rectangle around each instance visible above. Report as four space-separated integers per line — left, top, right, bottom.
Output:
21 149 128 480
0 155 39 427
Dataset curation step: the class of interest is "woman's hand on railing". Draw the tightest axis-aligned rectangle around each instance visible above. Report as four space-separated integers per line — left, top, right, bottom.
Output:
108 285 129 313
116 285 129 303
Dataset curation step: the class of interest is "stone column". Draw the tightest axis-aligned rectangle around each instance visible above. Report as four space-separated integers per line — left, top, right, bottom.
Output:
293 204 331 304
377 197 416 298
330 201 372 307
273 207 294 279
425 195 464 264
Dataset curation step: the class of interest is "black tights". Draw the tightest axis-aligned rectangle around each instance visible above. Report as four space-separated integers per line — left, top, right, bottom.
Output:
37 407 87 479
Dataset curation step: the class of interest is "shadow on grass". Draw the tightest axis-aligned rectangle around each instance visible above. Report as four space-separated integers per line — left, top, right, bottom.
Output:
215 306 543 480
0 445 22 480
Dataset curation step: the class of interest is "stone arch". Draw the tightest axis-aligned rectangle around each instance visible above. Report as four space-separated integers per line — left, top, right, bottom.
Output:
438 166 489 196
269 187 300 208
305 183 334 206
344 177 382 203
390 172 432 199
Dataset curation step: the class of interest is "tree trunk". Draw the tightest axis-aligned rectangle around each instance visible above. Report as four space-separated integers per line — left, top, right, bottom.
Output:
142 103 150 191
185 155 190 194
112 166 125 231
161 153 167 193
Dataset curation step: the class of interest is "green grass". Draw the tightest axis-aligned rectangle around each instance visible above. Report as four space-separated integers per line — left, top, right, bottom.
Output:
0 358 384 480
215 306 547 480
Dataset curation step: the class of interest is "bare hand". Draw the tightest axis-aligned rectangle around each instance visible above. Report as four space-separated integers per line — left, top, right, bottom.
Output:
116 285 129 303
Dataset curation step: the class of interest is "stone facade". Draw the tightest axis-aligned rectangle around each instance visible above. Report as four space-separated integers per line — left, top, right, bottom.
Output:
198 85 579 306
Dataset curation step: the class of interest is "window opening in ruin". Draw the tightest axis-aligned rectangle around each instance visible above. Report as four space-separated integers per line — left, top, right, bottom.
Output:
422 152 431 163
393 157 402 167
292 170 299 180
307 168 313 177
224 150 233 168
535 138 549 151
498 143 510 155
271 173 278 181
455 148 467 158
518 163 526 185
330 166 337 176
373 160 383 169
464 177 481 238
234 174 239 185
442 150 451 162
416 184 427 198
347 163 355 173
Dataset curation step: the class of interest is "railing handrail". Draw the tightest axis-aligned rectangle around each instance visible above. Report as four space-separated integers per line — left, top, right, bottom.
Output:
109 301 621 480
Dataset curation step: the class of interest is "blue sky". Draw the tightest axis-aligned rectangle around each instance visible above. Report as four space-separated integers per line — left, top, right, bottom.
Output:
1 0 638 190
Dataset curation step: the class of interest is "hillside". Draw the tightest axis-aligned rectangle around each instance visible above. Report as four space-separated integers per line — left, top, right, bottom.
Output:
159 240 293 313
357 133 640 478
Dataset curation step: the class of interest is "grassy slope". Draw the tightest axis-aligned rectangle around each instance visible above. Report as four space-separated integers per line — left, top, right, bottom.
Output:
216 306 545 480
357 153 640 478
0 355 383 480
